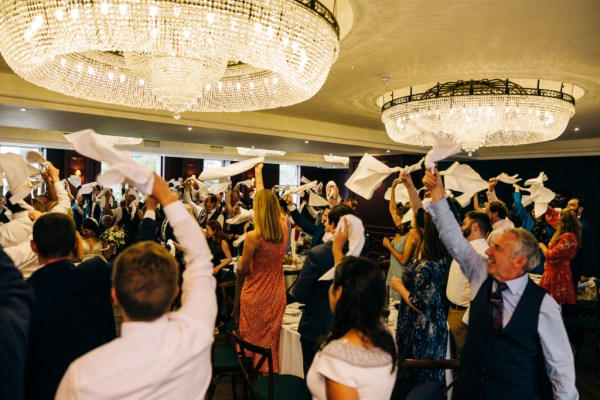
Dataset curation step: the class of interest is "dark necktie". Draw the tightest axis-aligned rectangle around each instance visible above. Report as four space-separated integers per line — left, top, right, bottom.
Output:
491 281 509 333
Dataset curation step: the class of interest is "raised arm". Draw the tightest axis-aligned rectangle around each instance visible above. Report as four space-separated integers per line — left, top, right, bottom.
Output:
388 176 402 226
152 174 216 324
400 172 423 214
254 163 264 192
486 177 499 202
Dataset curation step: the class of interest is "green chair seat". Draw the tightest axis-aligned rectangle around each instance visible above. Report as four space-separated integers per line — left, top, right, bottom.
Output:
252 374 311 400
565 316 596 331
213 345 240 373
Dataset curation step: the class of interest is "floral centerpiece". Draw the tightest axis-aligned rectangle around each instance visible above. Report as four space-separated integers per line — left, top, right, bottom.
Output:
101 225 126 249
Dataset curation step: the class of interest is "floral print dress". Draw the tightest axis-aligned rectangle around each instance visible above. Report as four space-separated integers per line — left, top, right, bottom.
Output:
396 256 450 386
539 233 578 304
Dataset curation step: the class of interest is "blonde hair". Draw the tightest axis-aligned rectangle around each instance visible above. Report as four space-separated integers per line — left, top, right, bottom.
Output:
253 190 283 243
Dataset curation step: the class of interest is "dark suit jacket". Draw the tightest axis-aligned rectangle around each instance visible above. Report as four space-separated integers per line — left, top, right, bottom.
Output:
292 241 335 344
0 249 34 400
135 217 159 243
26 257 115 400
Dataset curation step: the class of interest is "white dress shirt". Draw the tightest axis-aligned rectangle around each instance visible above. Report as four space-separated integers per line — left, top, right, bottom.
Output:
4 238 38 279
446 238 489 325
56 201 217 400
0 211 33 248
428 199 578 400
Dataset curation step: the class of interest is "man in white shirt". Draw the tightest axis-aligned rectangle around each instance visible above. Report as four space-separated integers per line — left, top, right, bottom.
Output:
423 169 577 400
56 174 217 400
446 210 490 357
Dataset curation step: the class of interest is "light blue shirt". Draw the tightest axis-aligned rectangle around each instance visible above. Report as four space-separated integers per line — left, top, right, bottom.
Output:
427 198 578 400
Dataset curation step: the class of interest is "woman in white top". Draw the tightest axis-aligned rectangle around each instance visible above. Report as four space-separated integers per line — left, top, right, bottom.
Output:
306 255 398 400
80 218 112 262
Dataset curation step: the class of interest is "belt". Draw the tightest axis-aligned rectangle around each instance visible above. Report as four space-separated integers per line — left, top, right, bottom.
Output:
449 302 468 311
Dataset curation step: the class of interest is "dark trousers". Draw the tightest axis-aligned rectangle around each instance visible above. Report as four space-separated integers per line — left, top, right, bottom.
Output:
300 337 317 376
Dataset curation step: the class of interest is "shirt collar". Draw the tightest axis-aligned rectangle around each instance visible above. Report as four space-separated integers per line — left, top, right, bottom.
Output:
121 314 169 338
496 273 529 295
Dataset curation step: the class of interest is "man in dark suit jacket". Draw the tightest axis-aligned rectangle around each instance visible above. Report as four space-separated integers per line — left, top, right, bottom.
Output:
26 213 115 400
291 204 356 375
0 248 34 400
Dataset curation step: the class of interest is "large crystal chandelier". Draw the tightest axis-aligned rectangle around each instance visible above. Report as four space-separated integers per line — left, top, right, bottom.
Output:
0 0 340 118
381 79 577 155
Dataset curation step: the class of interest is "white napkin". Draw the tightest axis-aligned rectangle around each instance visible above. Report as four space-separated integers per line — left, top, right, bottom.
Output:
319 214 366 281
524 172 548 186
78 182 99 196
235 178 254 189
64 129 155 195
208 181 230 195
233 233 246 247
521 183 556 218
0 153 33 204
326 181 342 202
495 172 521 184
226 208 253 225
403 157 425 175
199 157 264 181
166 239 176 257
308 191 330 207
26 151 50 167
440 162 488 205
67 175 82 188
384 183 410 204
424 135 462 170
288 180 318 195
345 154 402 200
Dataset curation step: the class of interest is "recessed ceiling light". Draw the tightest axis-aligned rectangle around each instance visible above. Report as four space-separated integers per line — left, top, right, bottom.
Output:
187 127 192 131
304 140 309 144
329 153 332 156
574 127 580 131
386 149 390 153
251 146 255 149
20 108 27 112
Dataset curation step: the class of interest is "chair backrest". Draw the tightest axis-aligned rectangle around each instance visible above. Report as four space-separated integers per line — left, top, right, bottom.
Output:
231 331 274 399
394 358 460 399
219 280 236 320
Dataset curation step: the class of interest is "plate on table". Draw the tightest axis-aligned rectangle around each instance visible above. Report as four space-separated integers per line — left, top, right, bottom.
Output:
285 308 302 316
283 264 297 271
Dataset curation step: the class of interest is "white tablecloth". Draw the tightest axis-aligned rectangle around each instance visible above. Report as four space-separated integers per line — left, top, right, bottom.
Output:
279 302 304 378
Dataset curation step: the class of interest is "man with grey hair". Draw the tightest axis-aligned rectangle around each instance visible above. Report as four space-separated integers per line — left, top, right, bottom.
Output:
422 168 576 400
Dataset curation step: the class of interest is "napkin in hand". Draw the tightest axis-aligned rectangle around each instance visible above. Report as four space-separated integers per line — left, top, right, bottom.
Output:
424 135 461 170
0 153 33 204
199 157 264 181
345 154 402 200
319 214 365 281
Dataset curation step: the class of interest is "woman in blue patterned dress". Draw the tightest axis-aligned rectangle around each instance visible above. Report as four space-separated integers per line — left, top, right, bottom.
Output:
392 172 450 387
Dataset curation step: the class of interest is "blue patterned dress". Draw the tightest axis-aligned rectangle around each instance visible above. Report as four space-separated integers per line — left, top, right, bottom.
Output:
396 256 450 386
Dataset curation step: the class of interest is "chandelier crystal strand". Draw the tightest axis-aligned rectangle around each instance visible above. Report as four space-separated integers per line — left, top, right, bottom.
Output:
0 0 339 116
381 80 576 155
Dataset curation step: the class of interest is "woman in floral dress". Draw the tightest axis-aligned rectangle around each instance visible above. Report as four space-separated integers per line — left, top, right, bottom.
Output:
539 209 581 306
392 172 451 387
237 163 288 372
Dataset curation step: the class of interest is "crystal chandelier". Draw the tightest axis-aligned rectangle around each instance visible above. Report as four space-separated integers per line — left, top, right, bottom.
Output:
381 79 577 155
237 147 286 157
0 0 340 118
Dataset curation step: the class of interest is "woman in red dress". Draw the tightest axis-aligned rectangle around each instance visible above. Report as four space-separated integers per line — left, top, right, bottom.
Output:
237 163 288 372
539 209 582 306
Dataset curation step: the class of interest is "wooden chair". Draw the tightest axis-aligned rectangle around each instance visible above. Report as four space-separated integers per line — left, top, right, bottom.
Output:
575 278 600 316
207 343 241 400
231 331 311 400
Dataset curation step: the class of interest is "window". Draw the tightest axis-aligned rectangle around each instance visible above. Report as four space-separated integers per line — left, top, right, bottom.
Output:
203 159 224 183
279 164 299 187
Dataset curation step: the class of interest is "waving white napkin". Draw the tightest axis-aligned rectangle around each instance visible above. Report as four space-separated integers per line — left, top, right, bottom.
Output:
439 162 488 207
288 180 318 195
403 157 425 175
308 191 330 207
199 157 263 181
521 184 556 218
345 154 402 200
524 172 548 187
67 175 82 188
235 179 254 189
64 130 155 195
319 214 366 281
77 182 100 196
233 233 246 248
26 151 50 167
207 181 230 195
495 172 521 184
0 153 33 204
384 183 410 204
226 208 253 225
424 135 462 170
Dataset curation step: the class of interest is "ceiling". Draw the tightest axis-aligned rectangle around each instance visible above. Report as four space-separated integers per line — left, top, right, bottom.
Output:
1 0 599 165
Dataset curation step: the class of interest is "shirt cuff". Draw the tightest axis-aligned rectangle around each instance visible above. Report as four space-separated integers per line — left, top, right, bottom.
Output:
144 210 156 220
